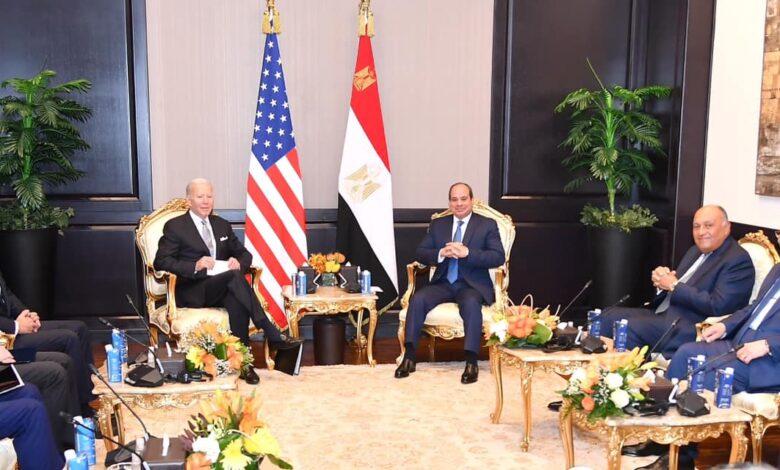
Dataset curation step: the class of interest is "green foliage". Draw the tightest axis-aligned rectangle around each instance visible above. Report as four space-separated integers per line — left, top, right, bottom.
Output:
0 69 91 230
580 204 658 233
555 60 670 231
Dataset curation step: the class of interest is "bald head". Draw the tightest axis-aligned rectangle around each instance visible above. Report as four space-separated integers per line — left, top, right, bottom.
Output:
186 178 214 219
692 205 730 253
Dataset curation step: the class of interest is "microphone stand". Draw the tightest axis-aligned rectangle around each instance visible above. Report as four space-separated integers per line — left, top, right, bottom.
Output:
557 280 593 321
645 317 681 363
88 364 153 440
61 411 150 470
99 317 164 373
126 294 158 347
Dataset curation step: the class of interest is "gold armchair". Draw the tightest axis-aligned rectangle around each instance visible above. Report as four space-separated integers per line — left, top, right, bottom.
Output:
397 200 515 362
134 198 273 367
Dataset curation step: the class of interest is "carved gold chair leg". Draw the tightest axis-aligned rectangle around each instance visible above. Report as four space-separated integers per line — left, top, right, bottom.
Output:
264 339 274 370
148 324 159 347
396 320 406 365
428 335 436 362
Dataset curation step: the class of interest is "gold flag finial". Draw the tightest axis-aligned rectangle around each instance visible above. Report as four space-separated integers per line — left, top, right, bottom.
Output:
263 0 281 34
358 0 374 37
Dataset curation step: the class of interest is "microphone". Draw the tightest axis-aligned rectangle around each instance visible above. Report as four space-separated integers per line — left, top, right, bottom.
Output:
604 294 631 312
99 317 164 374
126 294 158 347
675 345 743 417
557 280 593 320
60 411 150 470
645 317 681 362
88 363 153 439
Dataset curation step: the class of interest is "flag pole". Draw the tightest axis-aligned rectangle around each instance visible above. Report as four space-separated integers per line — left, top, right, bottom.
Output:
263 0 281 34
358 0 375 37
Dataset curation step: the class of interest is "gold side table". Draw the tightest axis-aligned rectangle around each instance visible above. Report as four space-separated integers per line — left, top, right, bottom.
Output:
92 365 238 450
489 341 627 451
283 287 379 366
559 395 750 470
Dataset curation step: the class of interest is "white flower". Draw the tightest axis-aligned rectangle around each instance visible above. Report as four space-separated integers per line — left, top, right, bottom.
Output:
570 368 587 384
490 319 509 342
192 436 221 462
610 389 630 408
605 373 624 390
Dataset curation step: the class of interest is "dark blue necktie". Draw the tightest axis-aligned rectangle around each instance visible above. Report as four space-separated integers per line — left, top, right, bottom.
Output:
447 220 464 284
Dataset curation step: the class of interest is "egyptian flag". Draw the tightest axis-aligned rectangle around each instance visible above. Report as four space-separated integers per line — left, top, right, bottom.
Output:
336 33 398 313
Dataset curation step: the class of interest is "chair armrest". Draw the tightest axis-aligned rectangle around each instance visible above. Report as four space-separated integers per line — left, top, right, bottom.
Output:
492 265 508 310
0 333 15 350
695 314 731 341
246 266 270 313
400 262 430 310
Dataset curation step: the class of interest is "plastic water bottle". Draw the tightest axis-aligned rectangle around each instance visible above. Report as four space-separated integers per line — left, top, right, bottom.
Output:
296 270 307 296
360 269 372 294
74 416 96 466
614 319 629 352
687 354 706 394
715 367 735 408
106 344 123 383
587 308 602 338
64 449 88 470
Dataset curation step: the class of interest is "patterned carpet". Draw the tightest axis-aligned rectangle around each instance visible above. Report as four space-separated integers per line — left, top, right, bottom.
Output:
101 361 663 469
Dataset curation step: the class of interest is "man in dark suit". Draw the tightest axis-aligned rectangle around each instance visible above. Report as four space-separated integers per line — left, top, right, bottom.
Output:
395 182 505 384
601 205 755 356
0 269 94 413
0 346 80 450
154 178 300 384
0 383 64 469
635 262 780 470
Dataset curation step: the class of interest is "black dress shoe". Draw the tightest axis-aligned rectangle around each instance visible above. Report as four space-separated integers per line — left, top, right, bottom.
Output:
269 335 303 351
240 366 260 385
394 358 416 378
635 452 694 470
622 441 668 457
461 363 478 384
547 400 563 412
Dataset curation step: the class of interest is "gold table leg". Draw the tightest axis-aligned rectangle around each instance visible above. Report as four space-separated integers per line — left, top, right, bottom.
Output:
367 305 377 367
669 444 680 470
606 428 624 470
490 347 504 424
728 422 748 464
559 402 574 469
519 361 533 451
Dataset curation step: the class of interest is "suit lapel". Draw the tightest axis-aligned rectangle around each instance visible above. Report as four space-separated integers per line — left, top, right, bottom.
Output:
185 214 211 255
461 214 478 247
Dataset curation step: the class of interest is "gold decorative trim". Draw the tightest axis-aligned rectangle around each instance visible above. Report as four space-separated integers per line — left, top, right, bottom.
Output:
740 230 780 264
358 0 375 37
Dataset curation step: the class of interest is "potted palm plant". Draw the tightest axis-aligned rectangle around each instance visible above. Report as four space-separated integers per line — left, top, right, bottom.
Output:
555 60 670 306
0 69 92 317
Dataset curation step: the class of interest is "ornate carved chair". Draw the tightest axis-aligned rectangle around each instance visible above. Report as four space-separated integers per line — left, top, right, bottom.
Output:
396 200 515 362
134 198 273 367
696 230 780 339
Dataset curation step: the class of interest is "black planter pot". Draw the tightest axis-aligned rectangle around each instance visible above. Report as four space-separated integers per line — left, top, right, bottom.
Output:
587 226 648 308
0 228 57 319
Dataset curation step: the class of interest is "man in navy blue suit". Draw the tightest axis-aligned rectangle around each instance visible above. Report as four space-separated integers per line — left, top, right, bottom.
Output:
395 183 505 384
601 205 754 356
0 383 64 469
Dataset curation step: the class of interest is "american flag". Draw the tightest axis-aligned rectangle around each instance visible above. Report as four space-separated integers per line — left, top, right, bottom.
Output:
244 31 307 329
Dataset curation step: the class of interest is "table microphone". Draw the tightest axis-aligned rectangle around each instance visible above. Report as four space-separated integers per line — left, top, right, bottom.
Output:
675 344 743 417
604 293 631 312
580 293 631 354
557 279 593 320
126 294 158 347
88 363 154 440
99 317 165 381
60 411 150 470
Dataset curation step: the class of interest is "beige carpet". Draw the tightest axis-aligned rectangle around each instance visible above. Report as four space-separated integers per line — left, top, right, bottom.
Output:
102 361 664 470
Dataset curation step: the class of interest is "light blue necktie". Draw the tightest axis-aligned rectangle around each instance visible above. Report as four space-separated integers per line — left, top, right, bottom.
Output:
447 220 464 284
735 278 780 343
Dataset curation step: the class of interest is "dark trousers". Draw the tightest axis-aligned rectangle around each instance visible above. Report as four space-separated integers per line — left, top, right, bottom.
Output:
667 339 751 393
600 307 696 356
192 270 280 344
405 280 484 353
0 384 65 469
16 352 81 450
13 319 94 407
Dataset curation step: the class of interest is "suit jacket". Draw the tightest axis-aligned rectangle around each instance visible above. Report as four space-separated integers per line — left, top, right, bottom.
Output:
722 263 780 390
0 271 27 333
154 212 253 307
416 213 505 304
650 236 754 324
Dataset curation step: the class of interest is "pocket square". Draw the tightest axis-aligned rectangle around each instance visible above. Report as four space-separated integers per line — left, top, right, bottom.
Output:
219 236 228 241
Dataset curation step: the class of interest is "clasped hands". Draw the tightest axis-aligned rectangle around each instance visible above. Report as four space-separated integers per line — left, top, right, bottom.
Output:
440 242 469 259
16 309 40 334
701 322 770 364
195 256 241 272
651 266 678 291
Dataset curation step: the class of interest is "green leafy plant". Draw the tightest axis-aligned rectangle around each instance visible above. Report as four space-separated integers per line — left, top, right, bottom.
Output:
0 69 92 230
580 204 658 234
555 59 670 231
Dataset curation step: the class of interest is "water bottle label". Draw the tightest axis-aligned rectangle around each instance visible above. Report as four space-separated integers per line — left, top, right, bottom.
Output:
74 417 96 466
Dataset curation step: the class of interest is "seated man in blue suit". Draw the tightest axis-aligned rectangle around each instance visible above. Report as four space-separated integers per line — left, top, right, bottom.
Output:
601 205 754 356
395 182 505 384
0 383 64 469
635 262 780 470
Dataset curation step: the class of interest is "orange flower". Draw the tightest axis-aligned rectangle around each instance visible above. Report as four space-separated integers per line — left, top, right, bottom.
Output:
582 395 595 411
202 354 217 378
186 452 211 470
227 345 243 370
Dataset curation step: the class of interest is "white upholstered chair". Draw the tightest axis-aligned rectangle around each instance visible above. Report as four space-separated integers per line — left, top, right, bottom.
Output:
134 198 273 367
396 200 515 362
0 440 15 470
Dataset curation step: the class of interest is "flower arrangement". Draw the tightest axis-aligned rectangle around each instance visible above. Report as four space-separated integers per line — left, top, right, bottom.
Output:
485 296 558 348
184 390 292 469
307 252 346 275
184 322 253 378
558 345 655 422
